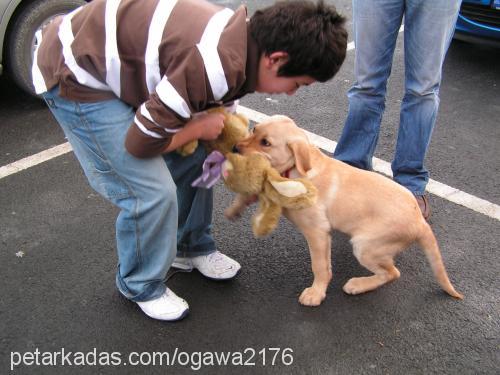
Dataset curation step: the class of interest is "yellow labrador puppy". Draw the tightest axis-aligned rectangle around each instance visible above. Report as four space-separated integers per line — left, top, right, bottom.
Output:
231 115 463 306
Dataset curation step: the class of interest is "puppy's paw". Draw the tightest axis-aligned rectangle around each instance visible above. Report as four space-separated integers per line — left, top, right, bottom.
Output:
343 278 366 295
299 287 326 306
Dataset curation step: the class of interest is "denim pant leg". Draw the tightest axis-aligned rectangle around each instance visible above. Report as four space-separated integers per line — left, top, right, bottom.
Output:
43 87 177 302
334 0 404 170
163 145 216 257
392 0 461 194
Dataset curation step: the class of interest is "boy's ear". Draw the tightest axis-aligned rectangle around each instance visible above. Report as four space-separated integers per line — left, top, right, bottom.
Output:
265 51 289 69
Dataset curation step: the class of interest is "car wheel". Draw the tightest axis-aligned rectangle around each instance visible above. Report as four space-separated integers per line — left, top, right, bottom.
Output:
6 0 85 96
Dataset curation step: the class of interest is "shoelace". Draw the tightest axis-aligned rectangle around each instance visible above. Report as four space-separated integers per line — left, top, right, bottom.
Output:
166 253 234 282
207 252 235 271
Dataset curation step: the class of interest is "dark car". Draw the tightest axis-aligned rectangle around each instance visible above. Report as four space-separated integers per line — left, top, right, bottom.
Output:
454 0 500 47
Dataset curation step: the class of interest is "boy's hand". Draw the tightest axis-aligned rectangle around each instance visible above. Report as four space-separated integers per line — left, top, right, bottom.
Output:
162 112 225 154
188 113 225 141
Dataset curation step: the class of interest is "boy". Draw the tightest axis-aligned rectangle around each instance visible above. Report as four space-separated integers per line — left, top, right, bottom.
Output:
33 0 347 321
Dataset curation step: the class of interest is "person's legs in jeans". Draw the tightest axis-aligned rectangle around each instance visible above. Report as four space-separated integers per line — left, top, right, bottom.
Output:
164 146 241 279
392 0 461 195
334 0 404 169
164 146 215 257
42 87 177 303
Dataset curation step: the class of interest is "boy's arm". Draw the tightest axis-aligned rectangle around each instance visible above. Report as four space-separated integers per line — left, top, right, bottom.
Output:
125 70 205 157
125 6 248 158
161 112 225 153
125 106 225 157
125 46 224 158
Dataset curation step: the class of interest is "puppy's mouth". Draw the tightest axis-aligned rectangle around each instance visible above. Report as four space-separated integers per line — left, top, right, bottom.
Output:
250 150 293 173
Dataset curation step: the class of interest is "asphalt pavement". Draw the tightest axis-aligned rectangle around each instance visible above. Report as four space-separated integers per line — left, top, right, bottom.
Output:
1 1 499 374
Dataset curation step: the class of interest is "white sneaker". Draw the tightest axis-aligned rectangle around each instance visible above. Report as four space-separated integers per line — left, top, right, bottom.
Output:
172 251 241 280
136 288 189 321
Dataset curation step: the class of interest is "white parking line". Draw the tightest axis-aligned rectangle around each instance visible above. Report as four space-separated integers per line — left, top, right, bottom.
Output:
237 106 500 222
0 143 72 179
2 24 498 221
1 104 499 222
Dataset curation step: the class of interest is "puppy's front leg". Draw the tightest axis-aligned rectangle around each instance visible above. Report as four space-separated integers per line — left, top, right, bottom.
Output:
299 229 332 306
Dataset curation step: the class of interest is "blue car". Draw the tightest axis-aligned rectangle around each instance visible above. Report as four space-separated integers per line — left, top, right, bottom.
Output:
454 0 500 46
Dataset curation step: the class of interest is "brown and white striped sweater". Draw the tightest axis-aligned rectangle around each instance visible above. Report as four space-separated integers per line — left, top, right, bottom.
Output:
33 0 259 157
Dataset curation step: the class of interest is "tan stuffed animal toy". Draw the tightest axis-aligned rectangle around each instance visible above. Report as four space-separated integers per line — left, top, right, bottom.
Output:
176 107 250 156
181 108 317 237
222 152 318 237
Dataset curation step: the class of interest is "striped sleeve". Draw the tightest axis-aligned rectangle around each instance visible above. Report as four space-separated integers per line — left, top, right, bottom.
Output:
125 5 248 158
32 0 249 158
125 45 208 157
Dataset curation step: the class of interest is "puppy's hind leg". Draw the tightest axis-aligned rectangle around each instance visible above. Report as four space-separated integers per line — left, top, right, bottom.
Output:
343 241 401 295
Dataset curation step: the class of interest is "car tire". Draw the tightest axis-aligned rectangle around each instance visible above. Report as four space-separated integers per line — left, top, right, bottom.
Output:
6 0 85 96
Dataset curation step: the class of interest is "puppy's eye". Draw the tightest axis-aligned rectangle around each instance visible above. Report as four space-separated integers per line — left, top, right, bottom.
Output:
260 138 271 147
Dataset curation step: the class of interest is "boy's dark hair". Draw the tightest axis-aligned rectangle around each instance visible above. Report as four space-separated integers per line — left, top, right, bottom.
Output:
249 0 348 82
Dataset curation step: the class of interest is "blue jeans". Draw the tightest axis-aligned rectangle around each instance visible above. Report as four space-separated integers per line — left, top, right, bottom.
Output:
43 86 215 302
334 0 461 195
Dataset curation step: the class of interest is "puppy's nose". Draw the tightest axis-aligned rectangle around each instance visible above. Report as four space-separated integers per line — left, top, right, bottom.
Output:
232 145 240 153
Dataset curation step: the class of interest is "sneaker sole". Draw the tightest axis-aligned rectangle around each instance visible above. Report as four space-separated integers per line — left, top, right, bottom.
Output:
141 307 189 322
198 267 241 281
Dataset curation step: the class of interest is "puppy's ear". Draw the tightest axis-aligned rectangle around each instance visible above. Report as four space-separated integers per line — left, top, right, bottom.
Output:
289 140 312 176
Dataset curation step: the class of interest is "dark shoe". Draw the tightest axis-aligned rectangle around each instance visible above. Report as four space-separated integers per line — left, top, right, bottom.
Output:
414 194 431 221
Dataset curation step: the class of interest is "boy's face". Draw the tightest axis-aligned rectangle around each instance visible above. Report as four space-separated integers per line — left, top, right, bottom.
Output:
255 52 316 96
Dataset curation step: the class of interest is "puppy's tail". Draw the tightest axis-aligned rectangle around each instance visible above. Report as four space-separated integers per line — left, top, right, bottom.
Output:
417 225 463 299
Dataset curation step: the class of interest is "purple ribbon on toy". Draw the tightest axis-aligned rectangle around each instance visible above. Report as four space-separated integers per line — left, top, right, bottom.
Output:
191 151 226 189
